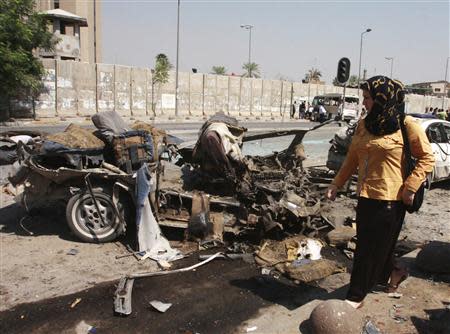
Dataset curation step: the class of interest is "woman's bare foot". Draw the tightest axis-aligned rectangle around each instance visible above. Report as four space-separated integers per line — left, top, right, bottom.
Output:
345 299 363 309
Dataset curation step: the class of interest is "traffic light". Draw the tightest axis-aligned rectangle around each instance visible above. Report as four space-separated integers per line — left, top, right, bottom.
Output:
336 58 351 84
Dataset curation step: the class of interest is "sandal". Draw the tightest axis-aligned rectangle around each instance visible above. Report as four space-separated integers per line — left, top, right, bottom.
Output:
384 270 409 293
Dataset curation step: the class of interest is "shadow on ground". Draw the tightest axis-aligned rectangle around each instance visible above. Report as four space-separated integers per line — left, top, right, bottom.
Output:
0 255 352 334
0 202 82 242
411 302 450 334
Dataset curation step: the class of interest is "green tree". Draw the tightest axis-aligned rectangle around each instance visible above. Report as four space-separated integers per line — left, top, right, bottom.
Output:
304 68 322 83
242 62 261 78
0 0 56 120
152 53 173 85
151 53 173 115
211 66 227 75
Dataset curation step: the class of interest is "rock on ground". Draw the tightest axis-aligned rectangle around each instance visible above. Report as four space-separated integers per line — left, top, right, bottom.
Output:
416 240 450 273
309 299 365 334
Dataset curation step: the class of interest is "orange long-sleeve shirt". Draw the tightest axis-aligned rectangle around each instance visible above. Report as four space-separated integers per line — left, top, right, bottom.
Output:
332 116 435 201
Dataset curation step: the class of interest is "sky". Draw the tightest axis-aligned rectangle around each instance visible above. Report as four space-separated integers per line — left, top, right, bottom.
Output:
102 0 450 85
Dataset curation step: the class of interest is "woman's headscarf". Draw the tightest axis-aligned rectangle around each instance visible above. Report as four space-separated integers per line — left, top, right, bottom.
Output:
361 76 405 136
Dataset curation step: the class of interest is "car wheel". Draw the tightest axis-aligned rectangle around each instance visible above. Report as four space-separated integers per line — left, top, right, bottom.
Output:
66 188 125 243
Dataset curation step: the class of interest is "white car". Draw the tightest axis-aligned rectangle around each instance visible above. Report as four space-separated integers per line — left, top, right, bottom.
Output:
415 117 450 184
339 103 360 121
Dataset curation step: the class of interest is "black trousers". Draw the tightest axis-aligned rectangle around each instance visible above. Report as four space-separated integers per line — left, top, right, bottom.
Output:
346 197 406 302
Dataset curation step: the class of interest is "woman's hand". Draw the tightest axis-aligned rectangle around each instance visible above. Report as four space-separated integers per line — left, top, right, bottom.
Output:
326 184 338 201
402 188 415 206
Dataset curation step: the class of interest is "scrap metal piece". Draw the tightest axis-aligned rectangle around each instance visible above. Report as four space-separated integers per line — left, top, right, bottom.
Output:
113 252 223 316
198 253 255 263
149 300 172 313
114 277 135 316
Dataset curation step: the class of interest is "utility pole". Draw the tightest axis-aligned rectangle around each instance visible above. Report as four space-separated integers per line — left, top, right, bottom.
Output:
442 57 449 110
357 28 372 107
175 0 180 117
240 24 254 77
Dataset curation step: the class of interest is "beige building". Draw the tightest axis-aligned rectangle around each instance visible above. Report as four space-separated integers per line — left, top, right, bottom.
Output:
35 0 102 63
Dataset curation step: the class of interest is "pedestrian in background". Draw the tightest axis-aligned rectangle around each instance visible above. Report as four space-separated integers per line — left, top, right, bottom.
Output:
326 76 435 309
299 101 306 119
290 101 297 119
437 109 447 120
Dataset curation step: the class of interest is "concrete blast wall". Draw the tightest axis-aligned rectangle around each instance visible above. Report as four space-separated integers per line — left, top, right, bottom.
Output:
14 60 448 120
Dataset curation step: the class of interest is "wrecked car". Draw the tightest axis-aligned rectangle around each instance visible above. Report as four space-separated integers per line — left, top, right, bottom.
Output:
6 111 338 246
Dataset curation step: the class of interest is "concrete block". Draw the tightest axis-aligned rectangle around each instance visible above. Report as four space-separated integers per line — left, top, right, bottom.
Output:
240 78 252 116
189 73 204 116
270 80 282 117
9 98 34 118
280 81 292 120
97 63 115 112
177 71 190 117
131 67 147 116
204 74 217 116
228 76 241 118
215 75 229 113
292 82 308 104
251 79 263 115
261 80 272 117
159 71 176 117
114 65 131 116
35 59 56 118
74 62 96 116
56 60 77 117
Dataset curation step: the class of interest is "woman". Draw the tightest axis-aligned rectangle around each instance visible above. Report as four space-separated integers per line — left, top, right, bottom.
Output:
326 76 435 308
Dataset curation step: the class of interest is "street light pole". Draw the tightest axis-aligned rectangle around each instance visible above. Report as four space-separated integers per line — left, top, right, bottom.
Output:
175 0 180 117
357 28 372 104
240 24 254 76
442 56 449 110
385 57 394 78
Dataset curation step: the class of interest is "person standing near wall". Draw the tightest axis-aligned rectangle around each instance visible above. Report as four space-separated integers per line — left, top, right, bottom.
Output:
326 76 435 309
299 101 306 119
291 101 297 119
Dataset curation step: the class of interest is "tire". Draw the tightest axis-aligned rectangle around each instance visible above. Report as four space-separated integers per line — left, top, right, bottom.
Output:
66 188 125 243
425 170 434 190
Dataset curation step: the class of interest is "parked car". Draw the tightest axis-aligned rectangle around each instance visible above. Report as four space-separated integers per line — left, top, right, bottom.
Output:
417 118 450 185
326 117 450 187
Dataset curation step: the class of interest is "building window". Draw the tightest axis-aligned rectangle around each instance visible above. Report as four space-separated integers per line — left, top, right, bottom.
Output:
434 88 441 92
54 0 60 9
60 22 66 34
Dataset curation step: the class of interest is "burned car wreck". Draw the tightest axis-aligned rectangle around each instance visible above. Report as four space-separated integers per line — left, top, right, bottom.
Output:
7 112 336 244
5 112 357 315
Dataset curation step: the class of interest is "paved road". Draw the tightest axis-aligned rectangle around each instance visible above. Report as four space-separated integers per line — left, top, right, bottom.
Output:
0 119 342 172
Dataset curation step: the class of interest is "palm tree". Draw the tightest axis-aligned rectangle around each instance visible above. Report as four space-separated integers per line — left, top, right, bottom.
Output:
304 68 322 83
211 66 227 75
242 62 261 78
152 53 173 85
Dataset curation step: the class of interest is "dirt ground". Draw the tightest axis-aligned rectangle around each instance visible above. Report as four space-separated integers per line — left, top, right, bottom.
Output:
0 176 449 333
